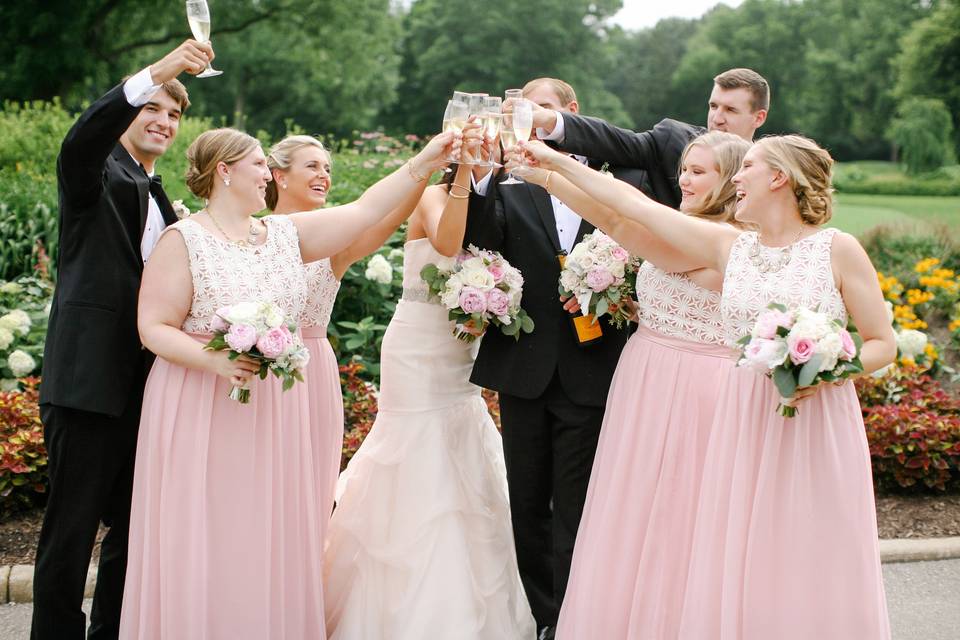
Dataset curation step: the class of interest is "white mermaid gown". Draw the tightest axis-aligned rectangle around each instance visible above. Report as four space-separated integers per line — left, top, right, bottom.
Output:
323 238 536 639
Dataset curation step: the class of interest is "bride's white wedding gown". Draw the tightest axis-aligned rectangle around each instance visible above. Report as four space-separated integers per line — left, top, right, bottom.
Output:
323 238 536 639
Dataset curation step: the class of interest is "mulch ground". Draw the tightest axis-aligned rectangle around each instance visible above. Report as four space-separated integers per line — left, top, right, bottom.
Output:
1 494 958 565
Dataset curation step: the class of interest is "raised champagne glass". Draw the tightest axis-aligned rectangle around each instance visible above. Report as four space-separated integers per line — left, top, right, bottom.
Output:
481 97 502 168
441 99 470 170
185 0 223 78
502 100 532 184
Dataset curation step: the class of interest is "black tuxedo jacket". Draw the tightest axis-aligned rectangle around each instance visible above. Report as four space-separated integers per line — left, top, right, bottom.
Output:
463 172 632 407
40 83 178 417
557 114 705 208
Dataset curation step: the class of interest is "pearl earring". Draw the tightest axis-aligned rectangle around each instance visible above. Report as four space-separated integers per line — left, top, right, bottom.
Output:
223 177 231 187
281 183 288 190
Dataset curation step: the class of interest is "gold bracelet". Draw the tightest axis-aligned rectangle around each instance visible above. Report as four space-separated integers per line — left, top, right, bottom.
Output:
448 191 470 200
407 160 428 182
449 182 471 194
545 170 554 191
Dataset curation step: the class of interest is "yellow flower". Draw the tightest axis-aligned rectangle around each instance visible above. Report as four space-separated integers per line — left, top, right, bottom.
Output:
924 343 938 361
950 318 960 332
900 356 917 368
914 258 940 274
906 289 934 306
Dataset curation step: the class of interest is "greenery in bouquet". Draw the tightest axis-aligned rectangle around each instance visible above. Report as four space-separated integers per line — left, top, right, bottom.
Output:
558 230 640 329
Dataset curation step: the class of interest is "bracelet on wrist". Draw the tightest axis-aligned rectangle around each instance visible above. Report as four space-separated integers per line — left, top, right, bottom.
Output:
545 170 554 191
449 182 471 195
407 160 428 182
448 191 470 200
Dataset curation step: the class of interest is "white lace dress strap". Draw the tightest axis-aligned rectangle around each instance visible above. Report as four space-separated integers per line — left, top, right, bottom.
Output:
302 258 341 331
721 228 847 345
634 262 725 345
172 216 308 334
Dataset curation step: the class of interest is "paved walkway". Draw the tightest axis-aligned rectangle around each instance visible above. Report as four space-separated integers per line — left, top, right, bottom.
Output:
1 560 958 639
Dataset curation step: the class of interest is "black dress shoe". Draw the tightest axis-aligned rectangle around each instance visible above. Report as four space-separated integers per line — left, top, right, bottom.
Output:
538 626 556 640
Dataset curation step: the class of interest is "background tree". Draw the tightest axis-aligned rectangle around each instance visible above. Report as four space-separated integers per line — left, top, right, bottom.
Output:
886 97 956 175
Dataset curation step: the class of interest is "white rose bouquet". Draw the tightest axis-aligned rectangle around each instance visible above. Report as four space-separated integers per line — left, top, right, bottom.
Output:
558 230 640 329
203 301 310 403
420 245 534 342
736 303 864 417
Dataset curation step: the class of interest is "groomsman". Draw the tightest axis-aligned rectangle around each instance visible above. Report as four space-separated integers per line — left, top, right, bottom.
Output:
32 41 212 639
532 67 770 207
463 78 641 640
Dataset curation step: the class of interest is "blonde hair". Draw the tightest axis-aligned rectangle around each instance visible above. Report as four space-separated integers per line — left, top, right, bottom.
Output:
755 135 834 225
265 135 330 210
714 68 770 112
522 78 577 107
680 131 752 224
185 128 260 199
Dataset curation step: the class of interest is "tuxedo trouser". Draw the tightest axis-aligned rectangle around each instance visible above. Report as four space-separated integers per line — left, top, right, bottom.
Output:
498 373 605 629
31 388 143 640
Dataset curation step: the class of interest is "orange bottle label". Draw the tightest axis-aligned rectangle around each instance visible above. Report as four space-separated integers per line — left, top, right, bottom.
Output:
572 313 603 343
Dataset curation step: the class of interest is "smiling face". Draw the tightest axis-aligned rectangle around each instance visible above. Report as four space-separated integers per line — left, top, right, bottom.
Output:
274 145 332 209
120 89 182 169
731 145 778 224
219 145 272 211
707 85 765 141
678 144 721 213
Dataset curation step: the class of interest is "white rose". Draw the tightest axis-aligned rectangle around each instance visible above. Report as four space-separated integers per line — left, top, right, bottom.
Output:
7 349 36 377
462 266 495 290
0 310 30 335
816 332 843 372
364 254 393 285
0 327 13 351
0 282 22 295
559 269 580 293
260 302 285 329
790 309 832 342
440 274 464 309
503 268 524 290
224 301 260 325
896 329 927 359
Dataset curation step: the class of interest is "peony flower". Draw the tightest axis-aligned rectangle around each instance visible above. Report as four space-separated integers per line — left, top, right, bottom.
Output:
787 336 816 365
742 337 788 372
225 323 258 352
440 273 465 309
586 268 615 292
364 254 393 285
458 287 488 314
611 246 629 262
790 308 831 341
260 302 285 329
839 329 857 361
256 326 293 359
486 288 510 317
0 310 30 335
223 302 260 326
488 264 505 284
7 349 36 377
896 329 927 359
211 307 231 333
0 327 13 351
815 333 843 371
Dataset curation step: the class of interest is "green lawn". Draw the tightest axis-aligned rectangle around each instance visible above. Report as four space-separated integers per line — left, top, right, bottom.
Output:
830 193 960 237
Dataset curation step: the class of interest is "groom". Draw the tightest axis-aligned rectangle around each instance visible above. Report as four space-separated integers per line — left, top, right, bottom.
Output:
32 41 212 639
463 78 640 639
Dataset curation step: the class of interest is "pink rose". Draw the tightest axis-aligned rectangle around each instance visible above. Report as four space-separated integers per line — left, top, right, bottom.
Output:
787 336 816 365
839 329 857 360
611 246 629 262
488 264 505 284
211 307 230 333
225 324 258 352
458 287 488 314
256 326 293 359
486 288 510 316
586 268 615 292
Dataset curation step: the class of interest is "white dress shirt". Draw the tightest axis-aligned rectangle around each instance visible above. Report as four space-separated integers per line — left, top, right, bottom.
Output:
122 67 166 263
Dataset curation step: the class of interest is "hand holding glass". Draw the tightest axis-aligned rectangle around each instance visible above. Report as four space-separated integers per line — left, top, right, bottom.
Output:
185 0 222 77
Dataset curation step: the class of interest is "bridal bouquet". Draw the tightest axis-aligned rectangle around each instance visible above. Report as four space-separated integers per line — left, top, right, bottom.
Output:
736 303 864 417
204 301 311 403
420 245 535 342
559 230 640 328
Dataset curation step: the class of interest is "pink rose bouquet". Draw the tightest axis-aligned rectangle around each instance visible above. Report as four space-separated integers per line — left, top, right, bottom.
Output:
203 301 310 403
736 303 863 417
558 230 641 329
420 245 534 342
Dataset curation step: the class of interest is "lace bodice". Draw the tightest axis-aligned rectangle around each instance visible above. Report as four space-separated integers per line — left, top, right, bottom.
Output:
172 216 308 334
721 228 847 345
302 259 341 329
634 262 725 345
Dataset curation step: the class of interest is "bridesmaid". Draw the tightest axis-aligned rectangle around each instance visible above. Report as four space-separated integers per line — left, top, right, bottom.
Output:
266 135 424 533
121 127 456 638
520 135 894 638
510 131 749 638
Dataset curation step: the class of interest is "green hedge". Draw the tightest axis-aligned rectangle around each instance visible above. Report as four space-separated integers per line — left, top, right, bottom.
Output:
834 162 960 196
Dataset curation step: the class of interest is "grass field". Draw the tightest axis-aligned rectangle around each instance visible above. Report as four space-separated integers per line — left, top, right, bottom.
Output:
830 193 960 237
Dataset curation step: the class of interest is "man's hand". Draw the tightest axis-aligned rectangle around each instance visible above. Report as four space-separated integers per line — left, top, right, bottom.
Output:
504 98 557 134
150 40 216 83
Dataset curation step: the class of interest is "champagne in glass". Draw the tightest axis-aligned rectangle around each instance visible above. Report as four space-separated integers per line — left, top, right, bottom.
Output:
481 97 503 167
441 100 470 167
500 113 522 185
186 0 223 78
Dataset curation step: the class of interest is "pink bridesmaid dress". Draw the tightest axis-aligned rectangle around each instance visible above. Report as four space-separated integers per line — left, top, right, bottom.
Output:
120 216 328 639
556 262 735 639
300 258 345 534
677 228 890 639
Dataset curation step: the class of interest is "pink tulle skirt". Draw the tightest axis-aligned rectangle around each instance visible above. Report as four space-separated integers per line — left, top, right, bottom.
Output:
677 365 890 639
557 326 736 640
120 335 328 639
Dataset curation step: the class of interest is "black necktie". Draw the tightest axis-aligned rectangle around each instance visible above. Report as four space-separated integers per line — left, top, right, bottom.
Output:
148 174 177 226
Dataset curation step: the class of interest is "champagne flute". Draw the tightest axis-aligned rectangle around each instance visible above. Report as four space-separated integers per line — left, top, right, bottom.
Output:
185 0 223 78
441 100 470 170
500 111 522 185
482 97 503 167
502 100 532 185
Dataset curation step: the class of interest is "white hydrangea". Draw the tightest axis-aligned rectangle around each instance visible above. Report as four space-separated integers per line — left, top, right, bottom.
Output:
0 327 13 351
388 248 405 261
0 282 23 295
364 254 393 285
0 310 31 335
896 329 928 359
7 349 36 377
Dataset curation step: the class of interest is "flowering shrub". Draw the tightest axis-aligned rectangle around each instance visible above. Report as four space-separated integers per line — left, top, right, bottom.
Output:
339 362 378 471
0 377 47 515
0 275 52 390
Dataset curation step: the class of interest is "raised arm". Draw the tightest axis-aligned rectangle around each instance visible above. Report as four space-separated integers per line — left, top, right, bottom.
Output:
292 131 457 263
521 141 738 273
328 189 420 280
411 163 474 256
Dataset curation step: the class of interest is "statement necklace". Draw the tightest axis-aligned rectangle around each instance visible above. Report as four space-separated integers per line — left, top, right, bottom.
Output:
203 210 263 247
748 226 805 273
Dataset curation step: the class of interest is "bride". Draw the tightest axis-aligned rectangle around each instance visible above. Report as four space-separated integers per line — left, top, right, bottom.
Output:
322 132 537 639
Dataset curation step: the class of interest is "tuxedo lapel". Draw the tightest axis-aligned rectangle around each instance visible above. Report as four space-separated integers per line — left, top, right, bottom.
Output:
522 181 563 254
112 146 150 237
575 217 595 243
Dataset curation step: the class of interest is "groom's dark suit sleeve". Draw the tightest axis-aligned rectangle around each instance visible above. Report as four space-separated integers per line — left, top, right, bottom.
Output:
462 173 506 251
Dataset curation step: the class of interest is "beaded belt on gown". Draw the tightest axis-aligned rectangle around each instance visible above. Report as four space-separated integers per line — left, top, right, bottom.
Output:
400 286 434 304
